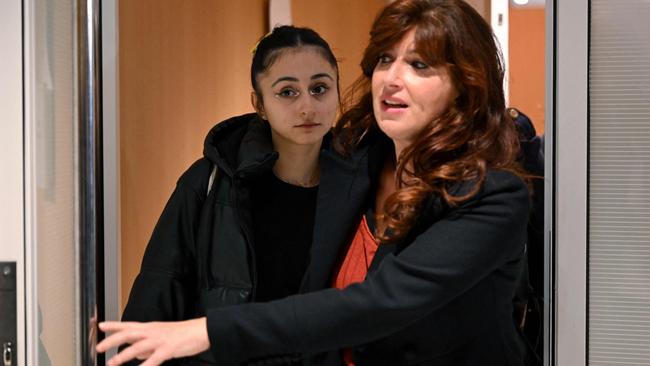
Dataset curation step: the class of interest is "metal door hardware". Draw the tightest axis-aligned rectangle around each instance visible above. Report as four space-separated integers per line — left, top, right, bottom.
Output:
0 262 16 366
2 342 12 366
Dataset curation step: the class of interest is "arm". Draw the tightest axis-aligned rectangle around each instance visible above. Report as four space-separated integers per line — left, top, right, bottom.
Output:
98 170 528 365
122 159 210 324
204 170 529 362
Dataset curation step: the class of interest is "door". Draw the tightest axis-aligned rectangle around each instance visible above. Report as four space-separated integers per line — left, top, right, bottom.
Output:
20 0 102 364
22 0 79 364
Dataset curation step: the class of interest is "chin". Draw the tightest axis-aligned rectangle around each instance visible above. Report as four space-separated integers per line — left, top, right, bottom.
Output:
376 121 404 139
292 134 327 146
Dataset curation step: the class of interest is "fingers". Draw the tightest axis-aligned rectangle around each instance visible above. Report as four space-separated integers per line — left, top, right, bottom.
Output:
136 351 154 360
106 339 155 366
99 321 139 332
140 348 174 366
96 324 145 353
96 320 202 365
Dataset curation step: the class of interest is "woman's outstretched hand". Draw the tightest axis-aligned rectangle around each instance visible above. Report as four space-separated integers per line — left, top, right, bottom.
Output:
96 317 210 366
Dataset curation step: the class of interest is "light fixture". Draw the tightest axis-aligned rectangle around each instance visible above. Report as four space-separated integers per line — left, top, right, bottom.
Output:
513 0 529 5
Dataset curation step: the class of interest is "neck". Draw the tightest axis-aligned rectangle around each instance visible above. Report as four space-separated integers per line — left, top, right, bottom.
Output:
374 155 397 236
393 140 417 180
271 135 321 188
393 140 407 164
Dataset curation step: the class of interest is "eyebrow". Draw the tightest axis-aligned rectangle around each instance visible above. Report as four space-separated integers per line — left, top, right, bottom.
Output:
311 73 334 81
271 73 334 87
271 76 299 87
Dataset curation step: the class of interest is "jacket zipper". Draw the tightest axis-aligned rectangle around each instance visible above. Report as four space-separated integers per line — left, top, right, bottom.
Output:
233 175 258 300
232 153 278 301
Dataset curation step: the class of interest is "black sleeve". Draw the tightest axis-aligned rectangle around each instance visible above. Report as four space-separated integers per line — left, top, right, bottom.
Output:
205 170 529 364
122 159 211 323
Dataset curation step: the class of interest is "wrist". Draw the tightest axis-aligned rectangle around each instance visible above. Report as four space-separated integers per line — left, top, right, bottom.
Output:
196 317 210 352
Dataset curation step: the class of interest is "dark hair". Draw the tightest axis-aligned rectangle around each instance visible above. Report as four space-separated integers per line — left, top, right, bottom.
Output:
334 0 523 243
250 25 339 96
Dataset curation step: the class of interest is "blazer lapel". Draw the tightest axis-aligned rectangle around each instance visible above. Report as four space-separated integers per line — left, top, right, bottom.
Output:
368 243 396 273
302 147 371 292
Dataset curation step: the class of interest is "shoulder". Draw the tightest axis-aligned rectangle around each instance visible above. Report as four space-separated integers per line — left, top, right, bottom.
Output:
423 169 529 223
320 128 391 176
203 113 265 164
175 158 214 198
455 169 530 222
204 113 259 143
482 169 528 198
451 169 527 199
416 170 528 235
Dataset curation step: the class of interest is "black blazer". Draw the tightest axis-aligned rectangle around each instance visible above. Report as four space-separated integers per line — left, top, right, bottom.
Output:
205 133 530 366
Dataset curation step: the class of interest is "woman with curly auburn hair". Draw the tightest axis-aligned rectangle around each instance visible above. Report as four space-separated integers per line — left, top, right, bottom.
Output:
97 1 530 365
335 0 522 244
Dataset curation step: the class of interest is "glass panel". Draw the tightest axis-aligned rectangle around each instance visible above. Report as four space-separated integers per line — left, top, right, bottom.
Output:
31 0 77 364
589 1 650 364
508 1 547 362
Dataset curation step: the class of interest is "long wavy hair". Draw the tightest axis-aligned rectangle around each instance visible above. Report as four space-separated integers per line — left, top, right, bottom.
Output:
334 0 523 243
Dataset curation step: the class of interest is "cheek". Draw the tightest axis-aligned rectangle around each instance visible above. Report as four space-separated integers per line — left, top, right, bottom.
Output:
371 80 383 115
318 95 339 115
418 87 450 117
264 101 292 124
371 73 382 100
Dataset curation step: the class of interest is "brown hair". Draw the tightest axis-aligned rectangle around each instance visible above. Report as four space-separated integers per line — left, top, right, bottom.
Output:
334 0 523 242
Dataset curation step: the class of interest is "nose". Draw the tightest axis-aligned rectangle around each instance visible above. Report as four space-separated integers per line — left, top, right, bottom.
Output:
298 94 316 121
382 62 403 90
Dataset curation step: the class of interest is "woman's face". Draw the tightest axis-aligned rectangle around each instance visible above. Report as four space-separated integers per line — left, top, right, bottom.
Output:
371 29 457 153
254 46 338 149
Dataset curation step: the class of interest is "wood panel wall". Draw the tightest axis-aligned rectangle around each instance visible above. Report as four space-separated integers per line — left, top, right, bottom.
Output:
119 0 267 307
509 6 546 134
291 0 387 94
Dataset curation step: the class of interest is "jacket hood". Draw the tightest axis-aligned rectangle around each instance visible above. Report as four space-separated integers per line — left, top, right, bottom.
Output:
203 113 278 178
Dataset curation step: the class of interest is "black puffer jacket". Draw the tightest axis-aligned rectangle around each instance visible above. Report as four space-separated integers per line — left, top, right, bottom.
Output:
122 113 285 365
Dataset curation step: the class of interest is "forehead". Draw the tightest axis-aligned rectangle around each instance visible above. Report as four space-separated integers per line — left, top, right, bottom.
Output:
383 27 446 66
261 47 337 79
389 28 417 52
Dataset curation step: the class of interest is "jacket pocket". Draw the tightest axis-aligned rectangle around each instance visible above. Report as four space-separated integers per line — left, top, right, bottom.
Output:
195 285 252 316
189 286 253 365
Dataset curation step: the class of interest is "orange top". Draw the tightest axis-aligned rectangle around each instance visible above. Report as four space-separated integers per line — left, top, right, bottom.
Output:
332 215 379 366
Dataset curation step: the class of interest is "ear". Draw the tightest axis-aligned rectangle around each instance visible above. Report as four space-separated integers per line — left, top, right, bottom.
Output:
251 92 266 120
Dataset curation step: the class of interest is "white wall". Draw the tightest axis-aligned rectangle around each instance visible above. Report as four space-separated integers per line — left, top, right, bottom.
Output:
554 0 588 365
0 0 25 365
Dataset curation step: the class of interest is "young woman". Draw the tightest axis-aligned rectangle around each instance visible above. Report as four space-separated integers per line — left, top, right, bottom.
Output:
99 1 530 365
119 25 340 365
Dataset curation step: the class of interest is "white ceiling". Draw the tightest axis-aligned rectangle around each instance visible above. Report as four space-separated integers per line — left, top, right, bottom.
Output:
511 0 546 7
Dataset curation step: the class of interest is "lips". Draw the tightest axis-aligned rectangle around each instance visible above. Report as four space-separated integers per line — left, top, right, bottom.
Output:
383 100 408 108
295 122 321 128
380 96 408 112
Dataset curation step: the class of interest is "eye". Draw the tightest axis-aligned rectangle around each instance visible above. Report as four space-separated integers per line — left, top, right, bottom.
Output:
310 84 330 96
276 88 299 98
411 60 429 70
378 54 393 65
